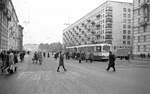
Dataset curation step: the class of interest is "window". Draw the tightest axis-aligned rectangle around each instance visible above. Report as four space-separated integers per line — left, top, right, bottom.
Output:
138 0 140 4
123 19 126 23
128 9 131 12
128 25 131 29
138 9 140 15
106 35 112 39
127 36 130 39
144 35 146 42
123 35 126 39
123 14 126 17
138 18 140 23
82 31 84 34
96 46 101 52
127 41 130 45
103 45 111 52
123 25 126 28
128 14 131 18
96 14 101 19
138 45 140 52
144 45 146 52
138 36 140 42
123 41 126 44
106 24 112 28
128 30 131 34
128 19 131 23
123 8 126 12
123 30 126 34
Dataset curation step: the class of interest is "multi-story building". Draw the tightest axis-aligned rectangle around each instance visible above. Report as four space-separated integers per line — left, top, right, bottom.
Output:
7 0 19 50
63 1 133 52
0 0 10 50
0 0 22 51
133 0 150 55
17 25 24 51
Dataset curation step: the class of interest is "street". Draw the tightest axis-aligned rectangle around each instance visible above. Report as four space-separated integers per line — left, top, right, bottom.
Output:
0 54 150 94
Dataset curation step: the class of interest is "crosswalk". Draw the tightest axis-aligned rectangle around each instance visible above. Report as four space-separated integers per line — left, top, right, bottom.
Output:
17 70 85 81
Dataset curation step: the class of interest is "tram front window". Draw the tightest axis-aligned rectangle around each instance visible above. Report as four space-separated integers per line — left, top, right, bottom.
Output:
96 46 101 52
103 45 110 52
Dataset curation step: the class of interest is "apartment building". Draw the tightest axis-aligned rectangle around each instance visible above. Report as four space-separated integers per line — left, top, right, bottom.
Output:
0 0 10 50
63 1 133 51
7 0 19 50
133 0 150 55
0 0 23 51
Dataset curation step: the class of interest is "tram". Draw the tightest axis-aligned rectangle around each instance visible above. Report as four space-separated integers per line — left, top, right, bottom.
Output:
66 43 112 61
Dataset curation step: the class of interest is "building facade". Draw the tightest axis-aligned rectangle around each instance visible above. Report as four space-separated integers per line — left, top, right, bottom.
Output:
63 1 133 51
17 25 23 51
0 0 23 51
0 0 10 50
133 0 150 55
7 0 19 50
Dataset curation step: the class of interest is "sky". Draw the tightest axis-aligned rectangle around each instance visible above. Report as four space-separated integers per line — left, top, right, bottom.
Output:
12 0 132 45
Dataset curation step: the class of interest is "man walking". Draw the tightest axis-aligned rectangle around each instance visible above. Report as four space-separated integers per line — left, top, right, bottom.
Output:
106 51 116 72
57 51 67 72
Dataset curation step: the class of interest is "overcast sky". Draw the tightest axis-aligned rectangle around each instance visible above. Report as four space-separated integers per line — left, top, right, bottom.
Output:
12 0 132 44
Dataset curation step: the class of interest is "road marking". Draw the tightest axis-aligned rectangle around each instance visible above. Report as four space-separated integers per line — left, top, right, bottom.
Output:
17 71 52 81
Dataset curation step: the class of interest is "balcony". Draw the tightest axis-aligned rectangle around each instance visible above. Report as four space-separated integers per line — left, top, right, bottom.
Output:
0 1 5 10
139 18 148 26
140 1 150 8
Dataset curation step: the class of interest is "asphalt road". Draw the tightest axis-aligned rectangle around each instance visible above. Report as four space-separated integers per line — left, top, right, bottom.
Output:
0 54 150 94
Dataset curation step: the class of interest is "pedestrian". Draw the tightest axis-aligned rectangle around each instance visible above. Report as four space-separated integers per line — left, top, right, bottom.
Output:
38 52 43 65
78 52 82 63
14 52 18 64
47 52 50 58
57 51 67 72
89 52 94 63
43 52 46 58
106 51 116 72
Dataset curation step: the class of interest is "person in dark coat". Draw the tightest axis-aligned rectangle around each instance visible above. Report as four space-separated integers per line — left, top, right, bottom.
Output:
89 52 94 63
57 51 67 72
47 52 50 58
54 52 59 60
43 52 46 58
14 52 18 64
106 51 116 72
78 52 82 63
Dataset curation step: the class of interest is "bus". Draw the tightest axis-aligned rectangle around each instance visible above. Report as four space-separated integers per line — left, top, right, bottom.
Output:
66 43 112 61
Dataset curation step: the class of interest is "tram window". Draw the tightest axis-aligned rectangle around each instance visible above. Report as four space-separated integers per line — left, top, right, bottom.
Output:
103 45 110 52
96 46 101 52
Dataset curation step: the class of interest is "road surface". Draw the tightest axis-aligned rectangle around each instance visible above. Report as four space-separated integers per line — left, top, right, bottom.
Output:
0 54 150 94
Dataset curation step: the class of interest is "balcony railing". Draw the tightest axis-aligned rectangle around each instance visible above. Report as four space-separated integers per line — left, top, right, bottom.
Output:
139 20 148 26
140 1 150 8
139 17 149 26
0 1 5 10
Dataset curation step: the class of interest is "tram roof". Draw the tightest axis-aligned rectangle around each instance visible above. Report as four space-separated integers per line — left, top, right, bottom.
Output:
66 43 111 49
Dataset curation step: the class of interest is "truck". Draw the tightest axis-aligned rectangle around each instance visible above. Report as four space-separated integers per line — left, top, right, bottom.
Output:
114 48 130 60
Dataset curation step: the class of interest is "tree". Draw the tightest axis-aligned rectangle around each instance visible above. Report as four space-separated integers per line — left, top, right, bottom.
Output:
38 42 63 52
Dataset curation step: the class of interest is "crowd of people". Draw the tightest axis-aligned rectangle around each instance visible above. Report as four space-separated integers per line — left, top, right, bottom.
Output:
0 50 26 74
53 51 116 72
32 51 50 65
54 51 94 64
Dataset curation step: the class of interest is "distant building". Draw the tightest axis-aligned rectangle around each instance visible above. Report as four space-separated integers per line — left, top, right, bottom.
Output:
24 44 39 51
63 1 133 52
133 0 150 55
